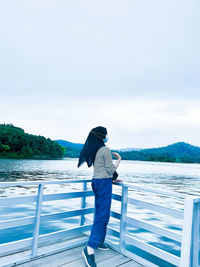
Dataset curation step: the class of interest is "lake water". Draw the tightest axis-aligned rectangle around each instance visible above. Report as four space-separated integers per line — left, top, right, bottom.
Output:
0 158 200 266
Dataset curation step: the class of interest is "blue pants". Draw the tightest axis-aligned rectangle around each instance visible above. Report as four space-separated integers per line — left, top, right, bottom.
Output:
88 178 113 249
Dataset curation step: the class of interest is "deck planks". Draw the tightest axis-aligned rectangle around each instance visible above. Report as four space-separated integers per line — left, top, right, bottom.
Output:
2 235 143 267
117 260 142 267
60 246 120 267
16 244 142 267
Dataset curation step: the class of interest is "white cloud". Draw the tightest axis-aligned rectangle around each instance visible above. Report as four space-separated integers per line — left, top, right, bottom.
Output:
0 1 199 148
1 96 200 148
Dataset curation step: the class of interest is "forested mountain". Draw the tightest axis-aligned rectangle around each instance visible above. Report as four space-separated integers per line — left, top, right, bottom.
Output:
55 140 83 158
1 124 199 163
117 142 200 163
55 139 200 163
0 124 64 159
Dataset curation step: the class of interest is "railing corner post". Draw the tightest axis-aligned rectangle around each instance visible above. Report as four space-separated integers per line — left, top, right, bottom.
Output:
180 196 200 267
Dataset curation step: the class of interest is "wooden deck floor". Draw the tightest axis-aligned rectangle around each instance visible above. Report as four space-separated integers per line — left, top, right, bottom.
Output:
17 244 142 267
1 234 143 267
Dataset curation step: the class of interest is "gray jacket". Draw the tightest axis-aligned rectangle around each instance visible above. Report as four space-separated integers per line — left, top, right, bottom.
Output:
93 146 117 178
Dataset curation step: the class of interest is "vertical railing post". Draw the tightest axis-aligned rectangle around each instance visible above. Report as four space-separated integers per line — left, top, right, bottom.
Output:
31 184 44 257
119 184 128 253
80 181 87 226
180 196 200 267
192 200 199 267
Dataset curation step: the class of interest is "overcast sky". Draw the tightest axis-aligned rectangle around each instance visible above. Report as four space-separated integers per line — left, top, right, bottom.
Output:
0 0 200 149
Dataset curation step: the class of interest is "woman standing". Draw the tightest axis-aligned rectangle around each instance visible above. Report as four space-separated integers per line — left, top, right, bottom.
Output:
78 126 122 267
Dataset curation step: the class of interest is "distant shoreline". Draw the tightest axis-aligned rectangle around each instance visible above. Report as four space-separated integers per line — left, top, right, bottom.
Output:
0 155 64 160
1 124 199 164
56 140 200 164
0 156 199 165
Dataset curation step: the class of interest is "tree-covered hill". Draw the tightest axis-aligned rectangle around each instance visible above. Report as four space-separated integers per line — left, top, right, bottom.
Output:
55 139 200 163
4 125 199 163
55 140 83 158
0 124 64 159
117 142 200 163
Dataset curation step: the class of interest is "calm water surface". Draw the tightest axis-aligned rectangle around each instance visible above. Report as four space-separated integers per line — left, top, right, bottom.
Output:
0 158 200 266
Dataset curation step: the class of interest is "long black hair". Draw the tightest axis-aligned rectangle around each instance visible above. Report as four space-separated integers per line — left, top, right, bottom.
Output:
77 126 107 168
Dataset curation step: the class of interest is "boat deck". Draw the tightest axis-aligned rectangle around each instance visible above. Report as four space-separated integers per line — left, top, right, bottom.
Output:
1 179 198 266
1 234 143 267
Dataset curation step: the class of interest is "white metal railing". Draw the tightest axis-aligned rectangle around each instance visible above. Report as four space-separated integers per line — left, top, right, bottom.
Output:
0 179 94 266
0 179 199 267
110 184 199 267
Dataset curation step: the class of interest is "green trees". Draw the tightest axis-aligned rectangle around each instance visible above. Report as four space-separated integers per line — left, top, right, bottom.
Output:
118 142 200 164
0 124 64 159
55 140 83 158
55 139 200 164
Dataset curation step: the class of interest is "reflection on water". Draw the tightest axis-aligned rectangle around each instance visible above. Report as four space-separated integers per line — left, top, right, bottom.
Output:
0 158 200 266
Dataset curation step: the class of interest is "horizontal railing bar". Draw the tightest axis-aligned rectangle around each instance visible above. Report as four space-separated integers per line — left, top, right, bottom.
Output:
0 224 92 256
0 237 33 256
112 193 122 201
42 191 94 201
127 217 182 243
0 179 92 187
128 198 184 219
126 235 180 266
41 207 94 222
0 179 187 200
0 191 94 206
0 207 95 230
0 179 191 204
0 216 34 230
113 182 186 199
